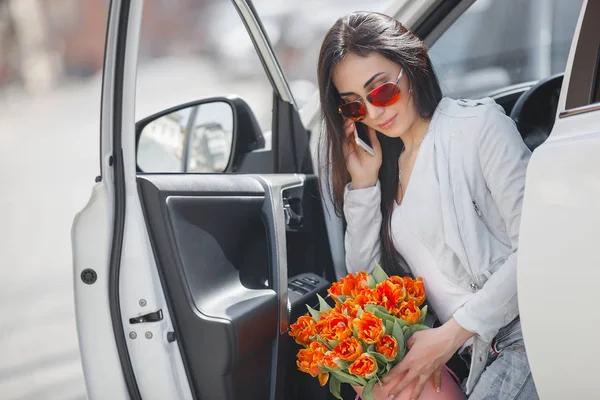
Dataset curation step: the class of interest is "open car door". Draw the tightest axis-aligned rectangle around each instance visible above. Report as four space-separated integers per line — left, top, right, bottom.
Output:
71 0 470 399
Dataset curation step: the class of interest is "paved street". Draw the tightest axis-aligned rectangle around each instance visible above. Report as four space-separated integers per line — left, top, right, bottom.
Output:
0 80 99 399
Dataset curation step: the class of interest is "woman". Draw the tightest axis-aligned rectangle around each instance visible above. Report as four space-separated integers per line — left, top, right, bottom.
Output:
317 11 538 400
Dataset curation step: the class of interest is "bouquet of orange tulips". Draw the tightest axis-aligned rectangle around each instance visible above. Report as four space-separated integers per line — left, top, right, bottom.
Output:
288 263 429 400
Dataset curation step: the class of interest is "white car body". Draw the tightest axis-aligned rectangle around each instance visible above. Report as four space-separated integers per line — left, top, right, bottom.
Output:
72 0 600 399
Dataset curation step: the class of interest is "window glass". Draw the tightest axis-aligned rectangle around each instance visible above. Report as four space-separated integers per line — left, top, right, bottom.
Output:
135 0 276 172
564 0 600 109
252 0 394 109
429 0 583 99
135 0 273 132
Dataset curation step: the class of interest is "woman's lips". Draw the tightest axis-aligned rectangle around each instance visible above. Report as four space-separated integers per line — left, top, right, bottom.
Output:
378 115 396 130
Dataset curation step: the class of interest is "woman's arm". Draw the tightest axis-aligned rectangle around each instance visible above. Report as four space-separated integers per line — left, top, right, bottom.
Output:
452 104 532 342
343 181 383 274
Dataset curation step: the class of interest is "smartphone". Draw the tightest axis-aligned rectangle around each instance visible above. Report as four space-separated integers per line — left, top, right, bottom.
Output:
354 123 375 156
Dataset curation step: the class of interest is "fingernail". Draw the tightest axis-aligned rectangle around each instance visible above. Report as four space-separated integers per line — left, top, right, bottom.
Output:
387 396 394 400
436 387 441 393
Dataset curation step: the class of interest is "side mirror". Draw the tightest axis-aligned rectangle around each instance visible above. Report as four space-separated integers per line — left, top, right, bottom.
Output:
136 95 265 173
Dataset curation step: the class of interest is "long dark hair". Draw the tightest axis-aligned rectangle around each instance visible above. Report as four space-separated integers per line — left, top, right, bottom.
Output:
317 12 442 276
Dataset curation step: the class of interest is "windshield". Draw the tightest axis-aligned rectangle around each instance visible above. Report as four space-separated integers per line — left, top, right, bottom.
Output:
429 0 583 98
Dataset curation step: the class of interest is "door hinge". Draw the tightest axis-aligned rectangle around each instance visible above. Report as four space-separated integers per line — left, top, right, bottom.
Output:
129 309 163 324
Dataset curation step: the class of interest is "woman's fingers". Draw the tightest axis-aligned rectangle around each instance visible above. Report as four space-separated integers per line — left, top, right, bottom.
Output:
432 368 443 392
389 370 419 398
409 375 430 400
380 361 408 384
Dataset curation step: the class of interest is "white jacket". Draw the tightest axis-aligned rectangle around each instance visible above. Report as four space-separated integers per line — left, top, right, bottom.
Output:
343 97 531 393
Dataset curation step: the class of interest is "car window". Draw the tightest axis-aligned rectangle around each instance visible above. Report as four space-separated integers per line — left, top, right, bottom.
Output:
429 0 584 99
564 0 600 111
135 0 273 172
252 0 394 110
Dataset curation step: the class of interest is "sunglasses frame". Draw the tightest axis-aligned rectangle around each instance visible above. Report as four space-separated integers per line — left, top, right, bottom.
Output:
338 68 404 121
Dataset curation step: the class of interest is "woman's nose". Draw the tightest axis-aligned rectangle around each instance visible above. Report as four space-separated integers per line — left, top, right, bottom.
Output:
365 101 385 120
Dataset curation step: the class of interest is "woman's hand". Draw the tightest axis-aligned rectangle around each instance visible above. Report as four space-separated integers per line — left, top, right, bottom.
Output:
342 119 382 189
381 319 474 399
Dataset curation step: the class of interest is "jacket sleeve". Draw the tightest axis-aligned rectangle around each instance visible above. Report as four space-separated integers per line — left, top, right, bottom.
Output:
453 105 532 342
343 181 383 274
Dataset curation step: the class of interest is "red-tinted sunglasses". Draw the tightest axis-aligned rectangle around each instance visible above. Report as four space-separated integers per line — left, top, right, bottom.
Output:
338 69 404 121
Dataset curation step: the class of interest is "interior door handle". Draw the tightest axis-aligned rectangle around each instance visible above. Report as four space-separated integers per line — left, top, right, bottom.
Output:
283 198 302 228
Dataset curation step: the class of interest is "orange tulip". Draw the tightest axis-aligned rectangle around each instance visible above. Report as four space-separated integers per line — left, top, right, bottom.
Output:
318 351 340 370
348 353 378 379
296 341 327 377
316 311 352 342
353 311 385 344
353 286 378 308
333 336 363 362
387 276 405 288
289 314 317 346
329 271 373 301
410 277 426 307
376 335 398 360
395 300 421 324
335 299 361 319
374 279 406 312
354 271 371 288
318 372 329 386
328 273 357 298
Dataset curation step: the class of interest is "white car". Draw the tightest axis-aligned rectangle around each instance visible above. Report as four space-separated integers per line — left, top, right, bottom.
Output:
72 0 600 399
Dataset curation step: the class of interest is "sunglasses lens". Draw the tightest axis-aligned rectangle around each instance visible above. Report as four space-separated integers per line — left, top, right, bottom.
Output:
368 83 401 107
339 102 366 121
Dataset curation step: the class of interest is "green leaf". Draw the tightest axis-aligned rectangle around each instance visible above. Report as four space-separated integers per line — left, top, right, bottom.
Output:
367 275 377 289
402 325 411 342
329 340 340 348
364 304 390 315
356 307 364 318
311 334 333 350
418 305 428 325
360 339 369 353
385 320 394 336
386 362 393 373
334 359 351 370
409 324 430 336
362 379 377 400
369 351 392 364
318 294 332 312
329 375 343 400
367 344 375 352
395 333 406 363
392 321 407 362
331 294 347 304
397 318 409 328
331 369 366 386
372 262 389 284
306 305 321 322
370 309 396 326
392 321 404 348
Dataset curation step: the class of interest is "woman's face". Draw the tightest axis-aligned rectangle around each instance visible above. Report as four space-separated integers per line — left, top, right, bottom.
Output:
332 52 419 139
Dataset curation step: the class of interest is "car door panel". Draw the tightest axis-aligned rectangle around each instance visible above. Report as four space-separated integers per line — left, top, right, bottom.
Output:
137 174 328 399
518 1 599 398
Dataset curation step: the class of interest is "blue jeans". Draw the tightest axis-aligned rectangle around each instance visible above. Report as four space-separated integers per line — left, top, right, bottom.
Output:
462 317 539 400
